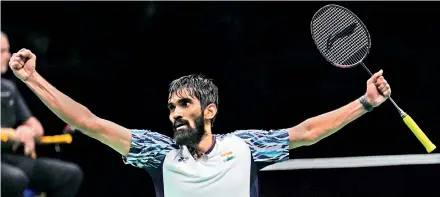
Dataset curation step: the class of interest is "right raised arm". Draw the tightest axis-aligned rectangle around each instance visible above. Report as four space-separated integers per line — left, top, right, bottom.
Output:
24 72 132 155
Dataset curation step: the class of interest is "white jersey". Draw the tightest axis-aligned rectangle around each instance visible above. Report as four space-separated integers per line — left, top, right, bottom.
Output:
122 129 290 197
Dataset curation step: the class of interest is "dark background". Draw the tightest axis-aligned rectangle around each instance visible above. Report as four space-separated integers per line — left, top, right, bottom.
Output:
1 1 439 197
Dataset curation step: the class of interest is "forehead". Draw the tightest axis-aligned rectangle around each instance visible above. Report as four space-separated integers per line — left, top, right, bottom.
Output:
168 88 198 104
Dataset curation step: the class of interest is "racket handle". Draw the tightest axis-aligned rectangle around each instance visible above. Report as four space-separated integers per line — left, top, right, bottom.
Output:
402 115 436 153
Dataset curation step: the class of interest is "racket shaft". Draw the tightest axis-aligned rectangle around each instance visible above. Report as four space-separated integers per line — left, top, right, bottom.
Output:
403 115 436 153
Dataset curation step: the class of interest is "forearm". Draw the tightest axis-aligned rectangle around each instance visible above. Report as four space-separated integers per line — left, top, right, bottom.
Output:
24 72 96 133
304 97 368 143
9 49 132 155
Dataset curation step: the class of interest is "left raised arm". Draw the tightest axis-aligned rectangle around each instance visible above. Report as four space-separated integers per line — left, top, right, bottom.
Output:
288 69 391 149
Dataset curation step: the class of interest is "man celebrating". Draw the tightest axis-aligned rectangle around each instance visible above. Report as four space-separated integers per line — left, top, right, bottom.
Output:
9 48 390 197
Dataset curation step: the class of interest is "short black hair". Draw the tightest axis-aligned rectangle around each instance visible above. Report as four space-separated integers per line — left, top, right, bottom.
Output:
168 74 219 126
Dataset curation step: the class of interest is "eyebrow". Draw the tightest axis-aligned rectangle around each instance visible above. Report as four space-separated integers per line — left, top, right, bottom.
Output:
168 98 192 107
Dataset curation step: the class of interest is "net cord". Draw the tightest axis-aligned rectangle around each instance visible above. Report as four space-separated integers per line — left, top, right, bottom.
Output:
261 153 440 171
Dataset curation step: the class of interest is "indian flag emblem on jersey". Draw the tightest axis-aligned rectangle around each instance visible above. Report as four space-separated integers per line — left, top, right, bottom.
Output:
220 151 235 163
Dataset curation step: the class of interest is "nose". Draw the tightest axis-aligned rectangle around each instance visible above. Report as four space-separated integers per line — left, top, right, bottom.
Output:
173 114 183 121
173 109 183 121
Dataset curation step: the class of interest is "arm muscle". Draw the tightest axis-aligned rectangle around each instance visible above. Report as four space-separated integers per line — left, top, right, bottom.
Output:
288 98 367 149
24 72 132 155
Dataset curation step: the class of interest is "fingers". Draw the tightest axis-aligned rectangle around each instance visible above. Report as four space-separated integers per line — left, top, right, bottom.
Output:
382 86 391 97
24 142 35 155
367 69 383 84
375 75 391 97
11 56 25 65
17 48 36 60
9 55 25 69
9 48 36 69
375 76 385 88
366 69 391 97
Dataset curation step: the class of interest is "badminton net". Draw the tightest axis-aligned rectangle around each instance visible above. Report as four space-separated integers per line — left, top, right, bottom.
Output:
258 153 440 197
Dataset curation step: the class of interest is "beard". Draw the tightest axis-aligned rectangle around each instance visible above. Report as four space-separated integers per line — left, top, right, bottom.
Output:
173 114 205 146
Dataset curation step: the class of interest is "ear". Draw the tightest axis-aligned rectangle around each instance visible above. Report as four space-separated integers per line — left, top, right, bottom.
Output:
204 103 217 121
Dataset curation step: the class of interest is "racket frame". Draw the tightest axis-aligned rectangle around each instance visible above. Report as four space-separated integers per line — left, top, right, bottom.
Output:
310 4 372 69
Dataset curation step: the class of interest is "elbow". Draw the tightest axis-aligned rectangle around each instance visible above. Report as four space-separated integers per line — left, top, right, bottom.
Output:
304 129 320 145
302 118 322 145
75 110 99 132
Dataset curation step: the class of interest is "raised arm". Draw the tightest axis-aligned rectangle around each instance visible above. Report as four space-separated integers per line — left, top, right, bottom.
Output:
9 49 131 156
288 69 391 149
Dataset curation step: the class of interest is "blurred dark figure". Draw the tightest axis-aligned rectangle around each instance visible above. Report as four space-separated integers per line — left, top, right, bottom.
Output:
1 31 83 197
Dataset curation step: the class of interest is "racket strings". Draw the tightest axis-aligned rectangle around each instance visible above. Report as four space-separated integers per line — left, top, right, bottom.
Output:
316 8 365 63
312 6 369 66
314 7 365 63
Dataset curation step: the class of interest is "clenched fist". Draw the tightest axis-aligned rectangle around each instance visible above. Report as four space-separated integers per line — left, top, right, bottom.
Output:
8 48 37 81
364 69 391 107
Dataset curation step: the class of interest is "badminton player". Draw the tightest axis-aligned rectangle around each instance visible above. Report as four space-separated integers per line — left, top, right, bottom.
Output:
9 49 391 197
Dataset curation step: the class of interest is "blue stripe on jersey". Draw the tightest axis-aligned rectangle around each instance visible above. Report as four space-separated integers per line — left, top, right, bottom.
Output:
122 129 175 170
231 129 290 163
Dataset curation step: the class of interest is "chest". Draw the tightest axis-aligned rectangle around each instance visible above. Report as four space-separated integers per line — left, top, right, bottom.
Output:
162 137 252 196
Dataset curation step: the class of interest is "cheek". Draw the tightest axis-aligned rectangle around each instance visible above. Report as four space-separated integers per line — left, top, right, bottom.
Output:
188 113 201 127
188 118 196 127
187 121 195 128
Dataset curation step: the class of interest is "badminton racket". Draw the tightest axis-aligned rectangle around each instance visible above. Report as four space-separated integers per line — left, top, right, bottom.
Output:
310 4 436 153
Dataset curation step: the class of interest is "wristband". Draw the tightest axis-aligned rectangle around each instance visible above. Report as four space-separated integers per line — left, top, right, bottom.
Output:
359 95 374 112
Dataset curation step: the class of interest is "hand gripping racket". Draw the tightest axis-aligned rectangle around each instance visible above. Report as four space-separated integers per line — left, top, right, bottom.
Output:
310 4 436 153
1 128 73 144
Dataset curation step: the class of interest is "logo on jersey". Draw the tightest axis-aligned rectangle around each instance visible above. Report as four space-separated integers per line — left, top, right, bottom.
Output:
220 151 235 163
178 157 188 163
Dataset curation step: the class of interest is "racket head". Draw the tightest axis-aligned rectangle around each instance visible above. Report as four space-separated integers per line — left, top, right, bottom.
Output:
311 4 371 68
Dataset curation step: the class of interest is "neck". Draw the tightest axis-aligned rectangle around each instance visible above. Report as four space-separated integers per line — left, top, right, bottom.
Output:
192 124 213 153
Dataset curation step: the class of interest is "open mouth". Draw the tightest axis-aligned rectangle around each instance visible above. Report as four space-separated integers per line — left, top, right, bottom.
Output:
176 125 187 130
175 122 187 130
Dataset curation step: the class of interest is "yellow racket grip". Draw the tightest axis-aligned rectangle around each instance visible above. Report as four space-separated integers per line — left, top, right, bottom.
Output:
402 115 436 153
39 134 72 144
1 133 9 142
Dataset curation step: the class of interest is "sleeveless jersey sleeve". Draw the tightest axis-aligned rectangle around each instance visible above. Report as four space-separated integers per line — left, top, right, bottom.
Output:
122 129 175 170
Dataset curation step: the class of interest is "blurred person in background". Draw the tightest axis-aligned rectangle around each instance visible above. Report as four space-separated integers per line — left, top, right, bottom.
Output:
1 31 83 197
